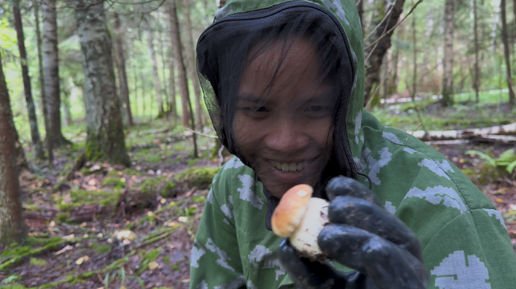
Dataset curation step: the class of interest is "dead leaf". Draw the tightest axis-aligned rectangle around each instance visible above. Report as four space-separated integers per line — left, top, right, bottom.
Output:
90 165 101 172
148 261 159 270
178 216 188 223
75 255 89 265
54 245 73 255
115 229 137 241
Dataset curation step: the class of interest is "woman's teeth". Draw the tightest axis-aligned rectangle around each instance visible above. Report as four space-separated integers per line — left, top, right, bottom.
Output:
271 161 308 172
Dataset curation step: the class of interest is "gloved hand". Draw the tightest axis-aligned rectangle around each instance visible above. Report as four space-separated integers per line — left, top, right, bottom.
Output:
277 176 429 289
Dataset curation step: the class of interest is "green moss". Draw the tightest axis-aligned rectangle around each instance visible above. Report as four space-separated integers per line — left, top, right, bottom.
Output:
160 181 177 198
92 243 111 255
123 168 143 176
139 177 166 195
186 158 199 166
57 190 121 214
85 140 103 162
136 248 161 275
56 213 70 223
175 167 220 189
102 178 125 189
30 258 47 266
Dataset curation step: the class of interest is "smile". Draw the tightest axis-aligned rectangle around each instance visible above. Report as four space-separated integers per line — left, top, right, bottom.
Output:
269 159 310 172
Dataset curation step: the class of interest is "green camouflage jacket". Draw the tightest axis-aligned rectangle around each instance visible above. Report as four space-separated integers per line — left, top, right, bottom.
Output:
190 0 516 288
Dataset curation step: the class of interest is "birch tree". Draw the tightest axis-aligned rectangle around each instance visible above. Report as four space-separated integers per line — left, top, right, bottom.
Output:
42 0 68 147
34 1 53 164
75 0 131 166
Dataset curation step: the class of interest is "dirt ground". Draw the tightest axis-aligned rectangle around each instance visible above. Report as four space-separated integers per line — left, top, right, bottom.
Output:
1 137 515 288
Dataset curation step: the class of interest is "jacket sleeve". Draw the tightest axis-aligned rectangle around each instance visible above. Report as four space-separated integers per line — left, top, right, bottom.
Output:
374 140 516 289
189 177 246 289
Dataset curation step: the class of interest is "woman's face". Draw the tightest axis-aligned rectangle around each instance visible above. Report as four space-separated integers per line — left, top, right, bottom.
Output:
234 37 335 199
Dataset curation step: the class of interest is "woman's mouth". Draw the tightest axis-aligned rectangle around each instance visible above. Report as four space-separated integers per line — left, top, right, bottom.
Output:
268 159 311 172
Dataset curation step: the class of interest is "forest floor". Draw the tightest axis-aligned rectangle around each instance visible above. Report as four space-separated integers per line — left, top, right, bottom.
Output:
1 101 515 289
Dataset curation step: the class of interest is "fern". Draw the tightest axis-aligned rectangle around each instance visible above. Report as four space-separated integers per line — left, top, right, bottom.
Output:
466 150 496 167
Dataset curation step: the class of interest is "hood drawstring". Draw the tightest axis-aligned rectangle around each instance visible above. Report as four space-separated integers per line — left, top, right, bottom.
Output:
357 172 372 190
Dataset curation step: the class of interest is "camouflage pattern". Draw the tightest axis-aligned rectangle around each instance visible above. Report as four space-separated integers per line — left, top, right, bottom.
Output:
190 0 516 288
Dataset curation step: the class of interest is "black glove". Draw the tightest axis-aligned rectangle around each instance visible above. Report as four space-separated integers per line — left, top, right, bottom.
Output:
277 176 429 289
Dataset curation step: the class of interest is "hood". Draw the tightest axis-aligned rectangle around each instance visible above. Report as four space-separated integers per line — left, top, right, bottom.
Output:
198 0 365 179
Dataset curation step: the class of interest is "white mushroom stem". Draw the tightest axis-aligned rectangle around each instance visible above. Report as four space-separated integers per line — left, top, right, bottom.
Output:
288 197 329 257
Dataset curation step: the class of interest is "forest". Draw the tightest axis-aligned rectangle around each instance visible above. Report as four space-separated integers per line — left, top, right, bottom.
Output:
0 0 515 288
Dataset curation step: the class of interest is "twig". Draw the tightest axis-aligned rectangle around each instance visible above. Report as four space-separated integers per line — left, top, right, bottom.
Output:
184 127 218 139
185 187 198 198
364 0 424 51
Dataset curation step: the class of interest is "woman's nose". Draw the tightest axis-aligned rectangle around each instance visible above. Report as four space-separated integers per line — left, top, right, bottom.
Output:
264 119 309 154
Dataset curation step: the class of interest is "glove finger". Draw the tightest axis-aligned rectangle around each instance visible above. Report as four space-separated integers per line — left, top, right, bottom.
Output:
277 239 341 289
318 224 429 289
325 176 382 206
328 196 421 260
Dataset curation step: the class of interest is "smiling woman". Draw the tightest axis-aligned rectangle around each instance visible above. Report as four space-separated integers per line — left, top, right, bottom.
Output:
191 1 516 289
235 37 335 198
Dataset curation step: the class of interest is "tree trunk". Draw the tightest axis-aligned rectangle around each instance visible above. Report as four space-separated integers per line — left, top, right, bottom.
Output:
168 0 198 157
13 0 45 159
34 1 53 165
132 63 139 118
0 53 26 249
441 0 454 107
182 0 204 130
473 0 480 103
158 24 169 112
75 1 131 166
42 0 68 147
61 83 72 126
501 0 516 106
388 44 399 95
363 0 405 106
114 13 133 127
167 23 178 124
147 29 164 116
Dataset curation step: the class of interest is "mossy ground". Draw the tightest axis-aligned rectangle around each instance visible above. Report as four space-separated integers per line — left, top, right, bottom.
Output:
5 120 219 288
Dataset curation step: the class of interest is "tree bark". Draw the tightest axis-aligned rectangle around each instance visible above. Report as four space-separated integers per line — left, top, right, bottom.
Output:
167 21 178 124
42 0 68 147
147 29 165 116
34 1 53 165
158 24 169 112
61 83 72 126
114 13 133 126
13 0 45 159
441 0 454 107
363 0 405 106
182 0 204 130
75 1 131 166
0 53 26 249
501 0 516 106
167 0 198 157
473 0 480 103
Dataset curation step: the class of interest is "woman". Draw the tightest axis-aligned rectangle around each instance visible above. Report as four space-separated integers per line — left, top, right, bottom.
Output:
190 1 516 288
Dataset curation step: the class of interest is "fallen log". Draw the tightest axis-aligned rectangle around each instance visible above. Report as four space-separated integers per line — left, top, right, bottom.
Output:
408 122 516 141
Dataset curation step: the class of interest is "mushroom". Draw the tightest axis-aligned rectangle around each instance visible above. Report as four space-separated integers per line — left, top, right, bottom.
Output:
271 184 329 259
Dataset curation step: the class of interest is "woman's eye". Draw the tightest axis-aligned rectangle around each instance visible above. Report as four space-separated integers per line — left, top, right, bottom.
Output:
306 106 329 112
253 107 268 112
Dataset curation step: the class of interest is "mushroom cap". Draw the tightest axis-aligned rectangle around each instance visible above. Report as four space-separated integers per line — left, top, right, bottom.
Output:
271 184 313 237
